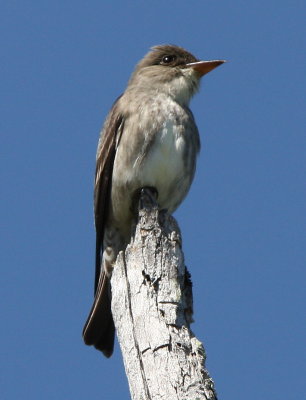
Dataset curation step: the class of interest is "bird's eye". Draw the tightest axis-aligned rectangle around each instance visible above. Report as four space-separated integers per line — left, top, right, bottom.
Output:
161 55 177 64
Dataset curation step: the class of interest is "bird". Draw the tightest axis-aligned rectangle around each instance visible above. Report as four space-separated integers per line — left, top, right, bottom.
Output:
83 44 225 357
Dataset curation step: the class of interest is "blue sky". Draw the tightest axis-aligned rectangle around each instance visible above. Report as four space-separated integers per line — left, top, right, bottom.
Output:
1 1 305 399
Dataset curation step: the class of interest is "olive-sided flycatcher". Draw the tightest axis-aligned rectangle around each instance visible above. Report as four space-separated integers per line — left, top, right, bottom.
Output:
83 44 225 357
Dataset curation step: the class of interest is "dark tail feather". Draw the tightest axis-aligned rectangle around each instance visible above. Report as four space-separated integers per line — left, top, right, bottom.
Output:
82 271 115 357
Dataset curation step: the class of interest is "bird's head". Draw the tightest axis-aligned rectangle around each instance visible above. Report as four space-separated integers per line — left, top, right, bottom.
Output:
127 44 225 105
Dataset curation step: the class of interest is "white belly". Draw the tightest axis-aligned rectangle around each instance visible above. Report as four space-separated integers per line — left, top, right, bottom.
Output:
111 118 196 233
138 120 187 208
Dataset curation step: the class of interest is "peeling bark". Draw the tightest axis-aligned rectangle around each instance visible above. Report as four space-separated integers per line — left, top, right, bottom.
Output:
111 198 217 400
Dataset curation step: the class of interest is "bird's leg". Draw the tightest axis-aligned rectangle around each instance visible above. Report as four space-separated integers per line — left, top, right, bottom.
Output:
130 186 159 214
139 186 159 211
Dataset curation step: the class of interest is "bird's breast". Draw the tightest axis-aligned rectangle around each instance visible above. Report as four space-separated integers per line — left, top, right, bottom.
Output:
138 120 186 193
110 99 199 232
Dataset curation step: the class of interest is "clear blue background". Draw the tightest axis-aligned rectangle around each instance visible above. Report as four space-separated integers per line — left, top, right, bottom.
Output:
1 1 305 399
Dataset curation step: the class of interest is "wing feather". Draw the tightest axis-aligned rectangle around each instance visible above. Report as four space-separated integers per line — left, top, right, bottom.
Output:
83 97 124 357
94 96 124 292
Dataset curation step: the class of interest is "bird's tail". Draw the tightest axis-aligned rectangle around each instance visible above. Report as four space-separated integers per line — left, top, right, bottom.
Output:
82 271 115 357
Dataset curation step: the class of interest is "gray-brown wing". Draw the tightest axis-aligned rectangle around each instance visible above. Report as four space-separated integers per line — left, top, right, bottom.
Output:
94 96 124 292
83 97 124 357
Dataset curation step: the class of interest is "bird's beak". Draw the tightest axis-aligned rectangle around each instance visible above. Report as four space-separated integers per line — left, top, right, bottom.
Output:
186 60 226 77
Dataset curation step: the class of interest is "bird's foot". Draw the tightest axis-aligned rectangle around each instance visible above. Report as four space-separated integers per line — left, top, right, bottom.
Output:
139 186 159 211
132 186 158 214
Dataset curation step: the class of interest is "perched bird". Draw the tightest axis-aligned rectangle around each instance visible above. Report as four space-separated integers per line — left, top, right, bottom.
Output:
83 44 225 357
